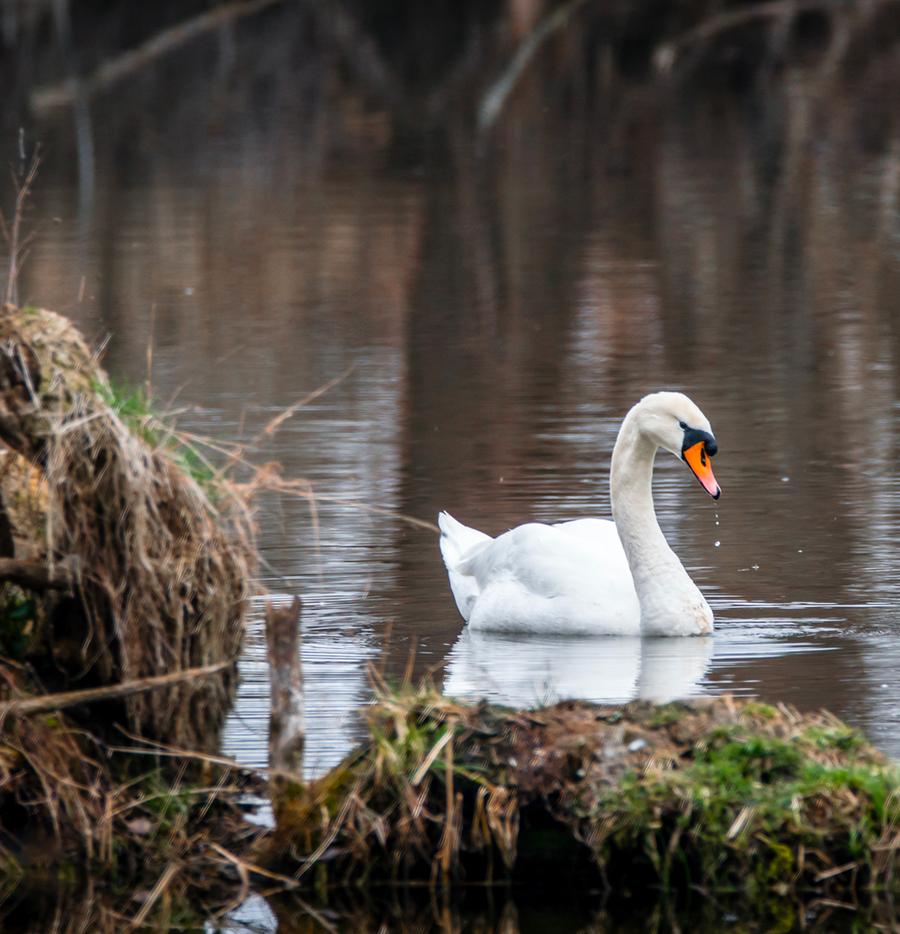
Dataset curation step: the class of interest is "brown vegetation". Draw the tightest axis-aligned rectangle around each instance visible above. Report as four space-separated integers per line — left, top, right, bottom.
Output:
0 303 253 749
0 304 263 918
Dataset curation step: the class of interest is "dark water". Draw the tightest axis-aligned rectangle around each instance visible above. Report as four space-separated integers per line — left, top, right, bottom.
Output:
4 2 900 928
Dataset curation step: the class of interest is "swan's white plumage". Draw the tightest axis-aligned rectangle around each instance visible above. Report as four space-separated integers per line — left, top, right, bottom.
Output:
438 392 719 637
440 515 640 635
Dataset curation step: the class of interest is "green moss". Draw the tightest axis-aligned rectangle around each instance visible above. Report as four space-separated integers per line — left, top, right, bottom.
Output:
740 702 778 721
590 720 899 895
93 380 156 444
800 724 864 753
0 586 36 659
648 702 689 727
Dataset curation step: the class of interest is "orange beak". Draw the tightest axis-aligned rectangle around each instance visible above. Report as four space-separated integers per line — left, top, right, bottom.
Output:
684 441 720 499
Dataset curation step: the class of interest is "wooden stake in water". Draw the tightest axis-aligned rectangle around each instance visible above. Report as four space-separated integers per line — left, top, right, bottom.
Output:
265 596 304 777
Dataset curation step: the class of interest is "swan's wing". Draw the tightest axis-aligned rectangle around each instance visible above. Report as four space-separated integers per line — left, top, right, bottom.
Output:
441 516 639 632
461 519 630 598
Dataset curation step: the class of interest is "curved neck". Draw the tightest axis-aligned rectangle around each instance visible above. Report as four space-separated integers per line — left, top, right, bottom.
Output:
610 408 709 635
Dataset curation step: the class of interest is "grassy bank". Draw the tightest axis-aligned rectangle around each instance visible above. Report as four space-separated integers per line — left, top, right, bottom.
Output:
267 686 899 903
7 683 895 927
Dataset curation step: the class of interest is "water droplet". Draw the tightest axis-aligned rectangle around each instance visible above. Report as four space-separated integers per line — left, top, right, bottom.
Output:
751 564 759 570
714 540 721 547
715 521 719 526
798 549 803 553
781 476 790 482
184 286 194 296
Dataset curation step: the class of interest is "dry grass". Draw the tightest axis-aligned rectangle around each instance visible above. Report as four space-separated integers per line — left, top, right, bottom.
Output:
0 303 254 749
0 701 267 924
0 301 265 914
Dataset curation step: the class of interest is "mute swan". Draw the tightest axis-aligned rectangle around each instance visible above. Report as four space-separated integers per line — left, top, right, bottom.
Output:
438 391 720 636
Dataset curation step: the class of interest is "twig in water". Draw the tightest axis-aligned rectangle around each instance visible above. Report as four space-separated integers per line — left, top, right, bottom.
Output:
237 363 356 456
1 143 41 306
128 860 180 929
208 841 298 888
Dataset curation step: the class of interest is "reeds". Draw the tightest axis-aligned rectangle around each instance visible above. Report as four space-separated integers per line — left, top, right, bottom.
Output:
0 702 267 921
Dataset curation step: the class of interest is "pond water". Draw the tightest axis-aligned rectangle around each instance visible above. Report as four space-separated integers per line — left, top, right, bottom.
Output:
4 3 900 927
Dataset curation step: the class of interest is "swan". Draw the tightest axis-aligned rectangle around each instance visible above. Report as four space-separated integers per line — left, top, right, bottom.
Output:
438 391 721 637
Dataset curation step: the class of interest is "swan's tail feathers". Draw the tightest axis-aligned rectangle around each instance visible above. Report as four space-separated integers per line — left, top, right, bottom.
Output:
438 511 490 568
438 512 491 622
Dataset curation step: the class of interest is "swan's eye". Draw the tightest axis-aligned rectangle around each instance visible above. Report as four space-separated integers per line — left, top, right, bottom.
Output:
678 420 688 430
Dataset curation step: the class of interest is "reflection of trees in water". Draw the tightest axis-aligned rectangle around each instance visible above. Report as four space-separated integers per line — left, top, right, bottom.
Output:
4 0 900 731
268 883 896 934
4 1 900 136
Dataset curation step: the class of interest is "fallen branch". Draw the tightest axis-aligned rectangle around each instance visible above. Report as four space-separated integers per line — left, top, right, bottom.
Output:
479 0 590 131
208 841 298 888
0 556 74 591
0 660 234 718
653 0 847 72
31 0 285 112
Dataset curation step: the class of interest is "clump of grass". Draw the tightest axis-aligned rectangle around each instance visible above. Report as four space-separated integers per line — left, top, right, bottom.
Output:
93 379 219 495
0 304 254 750
590 715 897 895
266 689 900 901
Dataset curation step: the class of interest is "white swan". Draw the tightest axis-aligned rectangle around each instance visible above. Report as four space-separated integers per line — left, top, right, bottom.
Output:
438 391 721 637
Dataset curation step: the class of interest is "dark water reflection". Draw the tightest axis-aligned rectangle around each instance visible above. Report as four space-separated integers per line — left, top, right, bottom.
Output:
3 2 900 925
6 884 889 933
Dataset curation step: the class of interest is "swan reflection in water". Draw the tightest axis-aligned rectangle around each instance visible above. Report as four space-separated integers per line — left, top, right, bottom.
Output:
443 629 713 708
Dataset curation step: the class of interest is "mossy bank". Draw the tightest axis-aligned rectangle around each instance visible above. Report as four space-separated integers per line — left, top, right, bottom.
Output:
267 688 899 903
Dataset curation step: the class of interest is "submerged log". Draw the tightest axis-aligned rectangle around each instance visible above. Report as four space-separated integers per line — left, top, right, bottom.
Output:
264 691 900 899
0 303 254 749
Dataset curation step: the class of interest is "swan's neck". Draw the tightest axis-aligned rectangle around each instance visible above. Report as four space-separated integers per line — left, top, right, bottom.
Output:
610 413 712 636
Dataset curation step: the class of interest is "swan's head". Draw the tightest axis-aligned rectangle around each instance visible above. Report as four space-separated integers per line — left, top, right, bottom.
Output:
635 391 721 499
